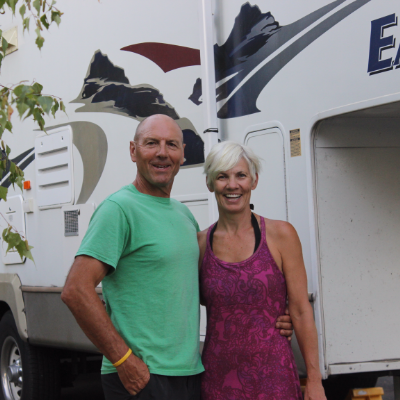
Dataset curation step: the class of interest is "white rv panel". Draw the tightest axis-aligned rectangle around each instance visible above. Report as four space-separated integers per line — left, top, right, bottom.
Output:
34 126 74 209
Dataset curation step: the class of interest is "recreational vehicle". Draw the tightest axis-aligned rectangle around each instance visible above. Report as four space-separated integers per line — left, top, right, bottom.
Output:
0 0 399 399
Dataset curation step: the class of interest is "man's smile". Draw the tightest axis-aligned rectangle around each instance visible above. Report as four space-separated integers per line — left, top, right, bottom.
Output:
151 163 171 170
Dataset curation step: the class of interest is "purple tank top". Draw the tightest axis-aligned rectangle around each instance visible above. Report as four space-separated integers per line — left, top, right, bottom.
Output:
200 217 302 400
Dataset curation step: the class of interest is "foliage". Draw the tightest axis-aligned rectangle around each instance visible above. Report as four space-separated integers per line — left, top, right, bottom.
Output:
0 0 64 261
2 224 33 261
0 0 63 63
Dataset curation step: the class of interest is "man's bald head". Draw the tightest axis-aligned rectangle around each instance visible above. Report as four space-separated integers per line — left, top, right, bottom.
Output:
134 114 183 143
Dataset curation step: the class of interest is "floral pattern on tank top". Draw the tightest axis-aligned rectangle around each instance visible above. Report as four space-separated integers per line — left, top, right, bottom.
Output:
200 217 302 400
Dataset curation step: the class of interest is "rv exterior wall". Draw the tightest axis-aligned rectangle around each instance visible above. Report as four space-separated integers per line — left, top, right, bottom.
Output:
0 0 399 383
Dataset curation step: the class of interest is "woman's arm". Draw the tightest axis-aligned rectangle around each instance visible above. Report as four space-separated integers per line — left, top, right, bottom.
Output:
277 222 326 400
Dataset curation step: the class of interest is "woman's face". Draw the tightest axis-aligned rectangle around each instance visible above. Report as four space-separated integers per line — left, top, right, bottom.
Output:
210 157 258 214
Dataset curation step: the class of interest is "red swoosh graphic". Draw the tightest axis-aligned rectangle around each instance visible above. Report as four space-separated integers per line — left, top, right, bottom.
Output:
121 42 201 73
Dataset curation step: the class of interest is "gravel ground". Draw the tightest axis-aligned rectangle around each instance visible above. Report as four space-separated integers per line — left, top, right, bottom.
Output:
377 376 394 400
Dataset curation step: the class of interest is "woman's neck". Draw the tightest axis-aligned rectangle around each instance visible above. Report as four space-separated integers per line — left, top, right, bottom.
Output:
216 207 253 235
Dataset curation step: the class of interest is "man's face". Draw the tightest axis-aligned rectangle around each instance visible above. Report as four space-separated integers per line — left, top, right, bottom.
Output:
130 117 185 190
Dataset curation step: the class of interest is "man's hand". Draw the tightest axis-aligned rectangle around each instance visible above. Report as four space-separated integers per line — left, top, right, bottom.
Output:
116 353 150 396
276 306 294 341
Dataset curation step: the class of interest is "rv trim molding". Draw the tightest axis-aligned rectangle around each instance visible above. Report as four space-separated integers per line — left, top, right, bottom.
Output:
0 274 28 340
21 286 103 294
329 360 400 375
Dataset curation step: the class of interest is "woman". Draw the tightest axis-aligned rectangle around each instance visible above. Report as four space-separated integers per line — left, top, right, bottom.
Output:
198 141 326 400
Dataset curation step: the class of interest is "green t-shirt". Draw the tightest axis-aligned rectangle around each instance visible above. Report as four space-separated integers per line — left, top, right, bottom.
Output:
76 184 204 376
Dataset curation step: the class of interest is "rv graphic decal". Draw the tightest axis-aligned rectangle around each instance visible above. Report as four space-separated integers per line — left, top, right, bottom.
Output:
0 148 35 191
72 51 204 167
0 122 108 204
44 122 108 205
188 1 372 118
368 14 400 75
71 50 179 120
121 43 200 73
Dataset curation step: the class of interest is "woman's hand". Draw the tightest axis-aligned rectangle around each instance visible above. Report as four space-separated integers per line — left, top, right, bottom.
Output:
304 379 327 400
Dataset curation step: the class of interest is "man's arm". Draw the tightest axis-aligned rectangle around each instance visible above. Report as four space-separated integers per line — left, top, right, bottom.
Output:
61 255 150 396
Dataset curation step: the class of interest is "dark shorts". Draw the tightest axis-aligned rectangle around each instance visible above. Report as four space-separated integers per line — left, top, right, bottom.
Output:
101 372 201 400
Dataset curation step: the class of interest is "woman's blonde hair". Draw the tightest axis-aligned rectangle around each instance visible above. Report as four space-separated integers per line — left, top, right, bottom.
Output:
204 141 262 190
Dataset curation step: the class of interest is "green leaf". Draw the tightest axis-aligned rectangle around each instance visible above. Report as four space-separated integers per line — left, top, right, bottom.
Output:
32 0 40 14
5 121 12 132
1 94 7 109
16 101 29 118
35 35 44 50
23 17 30 32
19 3 25 18
2 227 11 242
33 108 45 131
32 82 43 94
0 186 7 201
9 161 15 174
5 231 22 254
22 108 33 121
15 175 24 191
13 84 25 97
38 96 52 114
40 14 49 29
0 112 7 129
60 100 66 113
0 1 5 10
51 99 58 117
2 37 8 54
5 144 10 156
51 10 61 26
15 240 34 262
6 0 17 14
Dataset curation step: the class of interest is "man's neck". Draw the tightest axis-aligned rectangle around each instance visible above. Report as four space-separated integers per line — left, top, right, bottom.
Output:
133 176 172 198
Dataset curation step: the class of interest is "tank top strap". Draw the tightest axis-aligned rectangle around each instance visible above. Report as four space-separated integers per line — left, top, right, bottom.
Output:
206 222 217 253
259 215 266 244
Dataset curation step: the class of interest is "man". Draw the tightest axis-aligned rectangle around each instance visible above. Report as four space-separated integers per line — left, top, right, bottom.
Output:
62 114 292 400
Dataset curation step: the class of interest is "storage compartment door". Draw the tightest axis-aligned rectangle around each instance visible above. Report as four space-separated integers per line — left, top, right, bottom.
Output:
315 115 400 372
246 128 287 221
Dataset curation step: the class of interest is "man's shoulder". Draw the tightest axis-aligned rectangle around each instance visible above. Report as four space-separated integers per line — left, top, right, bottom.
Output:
170 199 199 226
104 185 139 208
170 198 193 217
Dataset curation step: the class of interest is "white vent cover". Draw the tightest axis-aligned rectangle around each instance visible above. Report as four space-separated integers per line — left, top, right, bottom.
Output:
0 195 26 264
35 126 74 208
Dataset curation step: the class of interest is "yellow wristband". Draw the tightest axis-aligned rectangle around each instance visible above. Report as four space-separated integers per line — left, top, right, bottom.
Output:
112 348 132 367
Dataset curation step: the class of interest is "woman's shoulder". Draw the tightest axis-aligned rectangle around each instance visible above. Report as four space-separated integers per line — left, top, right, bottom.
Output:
197 228 208 250
263 217 299 241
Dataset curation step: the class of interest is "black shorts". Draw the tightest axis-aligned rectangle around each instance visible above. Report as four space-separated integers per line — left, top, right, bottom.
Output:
101 372 201 400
